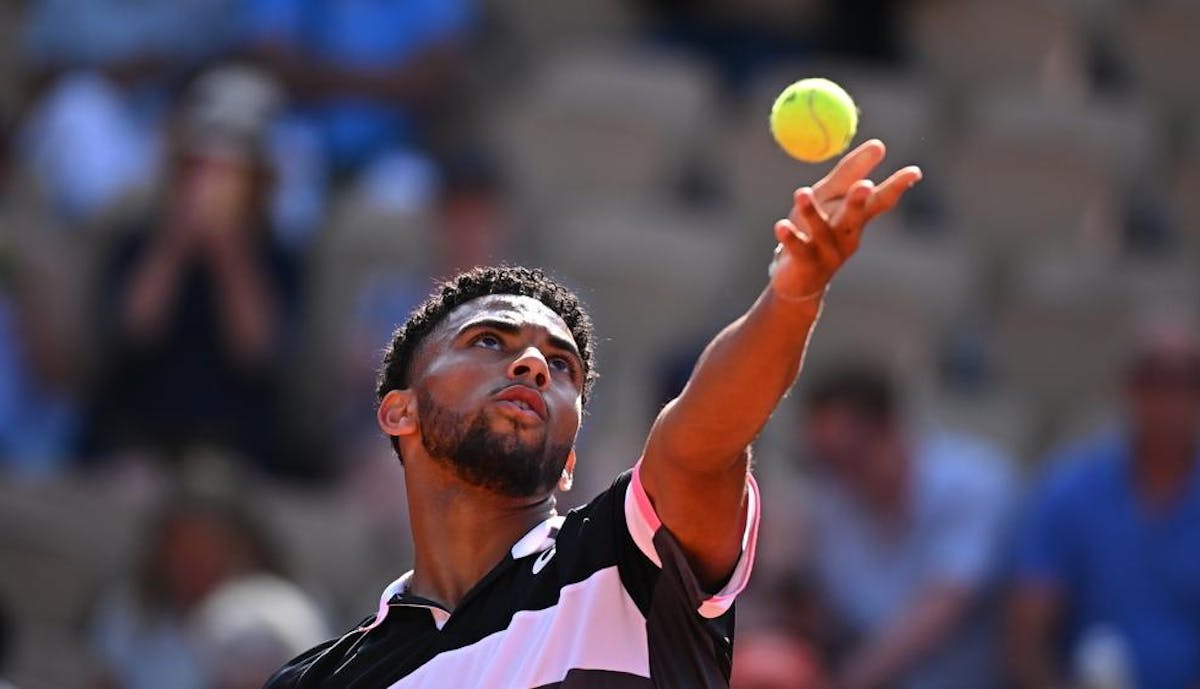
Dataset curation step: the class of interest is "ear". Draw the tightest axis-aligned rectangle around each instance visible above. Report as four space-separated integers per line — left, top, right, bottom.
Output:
558 449 577 492
378 389 419 440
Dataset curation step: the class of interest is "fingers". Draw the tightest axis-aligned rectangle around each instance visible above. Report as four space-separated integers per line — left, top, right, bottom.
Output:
790 188 829 237
774 194 825 264
792 186 829 227
832 180 874 225
867 165 923 218
773 218 808 256
832 180 874 254
777 159 924 276
812 139 886 205
793 187 844 267
772 218 819 279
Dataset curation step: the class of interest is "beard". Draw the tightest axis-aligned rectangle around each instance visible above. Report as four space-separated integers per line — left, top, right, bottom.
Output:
417 389 572 498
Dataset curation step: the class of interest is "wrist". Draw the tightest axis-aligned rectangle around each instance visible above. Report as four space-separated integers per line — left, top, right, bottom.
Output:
760 284 824 342
770 283 828 304
766 244 830 306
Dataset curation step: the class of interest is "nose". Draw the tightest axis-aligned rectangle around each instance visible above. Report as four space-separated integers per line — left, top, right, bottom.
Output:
508 347 550 389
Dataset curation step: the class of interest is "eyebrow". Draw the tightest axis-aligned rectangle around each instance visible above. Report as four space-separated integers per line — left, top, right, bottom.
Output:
457 318 583 365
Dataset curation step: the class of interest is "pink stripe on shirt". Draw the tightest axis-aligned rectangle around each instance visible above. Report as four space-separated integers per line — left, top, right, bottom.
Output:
627 461 761 619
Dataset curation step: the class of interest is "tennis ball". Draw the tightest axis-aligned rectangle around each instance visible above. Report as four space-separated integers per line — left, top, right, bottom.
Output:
769 78 858 163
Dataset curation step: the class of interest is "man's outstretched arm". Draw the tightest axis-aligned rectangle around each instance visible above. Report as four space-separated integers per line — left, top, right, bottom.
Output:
640 140 922 588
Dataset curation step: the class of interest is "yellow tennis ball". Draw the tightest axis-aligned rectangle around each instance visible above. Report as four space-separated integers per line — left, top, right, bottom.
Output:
769 78 859 163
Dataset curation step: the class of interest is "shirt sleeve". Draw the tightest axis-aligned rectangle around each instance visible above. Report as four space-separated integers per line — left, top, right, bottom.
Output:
623 460 761 619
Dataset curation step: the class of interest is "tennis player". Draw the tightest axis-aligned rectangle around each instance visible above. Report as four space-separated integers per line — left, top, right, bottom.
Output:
266 140 921 688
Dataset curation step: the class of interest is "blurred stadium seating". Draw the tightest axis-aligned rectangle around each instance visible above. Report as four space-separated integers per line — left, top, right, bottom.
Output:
0 0 1198 686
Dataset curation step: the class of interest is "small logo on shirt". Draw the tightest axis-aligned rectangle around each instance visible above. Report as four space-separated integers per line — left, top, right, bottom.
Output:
532 546 557 574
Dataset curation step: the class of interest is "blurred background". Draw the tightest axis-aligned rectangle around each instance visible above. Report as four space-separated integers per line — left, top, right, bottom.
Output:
0 0 1197 687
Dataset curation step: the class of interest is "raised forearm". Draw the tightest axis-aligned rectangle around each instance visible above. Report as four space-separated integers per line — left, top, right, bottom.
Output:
122 238 189 344
646 146 920 474
638 141 920 587
647 285 822 473
206 241 278 365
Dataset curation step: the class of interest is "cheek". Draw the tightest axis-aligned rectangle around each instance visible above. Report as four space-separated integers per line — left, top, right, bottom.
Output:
421 353 500 406
550 391 583 438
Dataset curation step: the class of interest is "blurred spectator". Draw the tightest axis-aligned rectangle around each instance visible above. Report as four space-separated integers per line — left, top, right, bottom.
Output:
240 0 476 231
436 152 508 274
24 0 238 90
635 0 906 89
192 574 328 689
83 66 300 473
0 237 79 475
819 0 906 63
1008 317 1200 689
87 490 289 689
635 0 818 89
19 0 240 221
17 71 156 222
0 599 13 689
794 365 1015 689
731 627 828 689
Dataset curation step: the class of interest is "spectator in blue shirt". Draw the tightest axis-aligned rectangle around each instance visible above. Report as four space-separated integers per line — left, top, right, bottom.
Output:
0 246 79 476
20 0 241 220
238 0 475 243
793 365 1016 689
1009 317 1200 689
241 0 474 173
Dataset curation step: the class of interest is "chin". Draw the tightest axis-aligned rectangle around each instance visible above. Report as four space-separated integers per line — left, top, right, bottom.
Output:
486 407 546 436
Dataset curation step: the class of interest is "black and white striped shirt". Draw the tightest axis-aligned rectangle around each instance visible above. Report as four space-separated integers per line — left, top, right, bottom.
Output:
265 465 760 688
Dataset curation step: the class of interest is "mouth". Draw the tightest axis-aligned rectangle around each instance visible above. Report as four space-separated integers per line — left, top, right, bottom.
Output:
493 385 548 421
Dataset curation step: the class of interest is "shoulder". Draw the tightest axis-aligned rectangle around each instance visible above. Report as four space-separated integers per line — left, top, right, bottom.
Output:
552 470 643 578
1034 431 1126 506
568 469 634 518
262 615 378 689
558 469 633 537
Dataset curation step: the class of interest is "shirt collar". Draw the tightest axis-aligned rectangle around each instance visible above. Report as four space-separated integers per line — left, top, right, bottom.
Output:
509 514 565 559
363 514 565 631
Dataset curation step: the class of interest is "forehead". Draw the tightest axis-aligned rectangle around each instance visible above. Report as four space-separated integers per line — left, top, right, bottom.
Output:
434 294 576 345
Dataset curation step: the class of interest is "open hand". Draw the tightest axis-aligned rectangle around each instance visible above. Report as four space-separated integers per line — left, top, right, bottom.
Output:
769 139 922 301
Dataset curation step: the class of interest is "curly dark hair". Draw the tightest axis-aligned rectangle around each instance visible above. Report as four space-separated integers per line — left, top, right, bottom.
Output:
376 265 597 452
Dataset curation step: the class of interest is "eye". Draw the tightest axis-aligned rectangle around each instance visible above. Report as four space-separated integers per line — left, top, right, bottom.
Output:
549 356 571 372
473 333 502 349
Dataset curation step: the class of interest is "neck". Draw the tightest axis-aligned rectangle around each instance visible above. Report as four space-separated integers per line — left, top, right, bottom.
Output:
404 458 557 610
